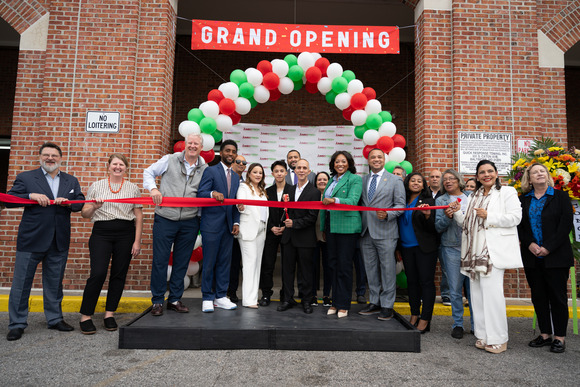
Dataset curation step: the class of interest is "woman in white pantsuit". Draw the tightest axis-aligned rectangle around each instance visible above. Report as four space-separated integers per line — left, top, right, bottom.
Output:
449 159 522 354
236 163 269 308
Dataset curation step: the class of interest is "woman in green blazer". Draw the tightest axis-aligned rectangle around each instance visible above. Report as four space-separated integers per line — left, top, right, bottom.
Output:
321 151 362 318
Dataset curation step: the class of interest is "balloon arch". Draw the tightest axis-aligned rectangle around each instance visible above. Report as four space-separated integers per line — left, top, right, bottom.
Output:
175 52 412 174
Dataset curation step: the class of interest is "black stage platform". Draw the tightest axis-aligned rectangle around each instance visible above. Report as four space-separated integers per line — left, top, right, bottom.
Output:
119 298 420 352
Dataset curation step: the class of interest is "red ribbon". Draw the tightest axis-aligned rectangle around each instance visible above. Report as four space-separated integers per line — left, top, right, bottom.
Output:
0 193 455 212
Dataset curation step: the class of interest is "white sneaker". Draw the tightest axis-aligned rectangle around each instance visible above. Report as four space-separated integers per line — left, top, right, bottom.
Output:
214 297 237 310
202 300 214 313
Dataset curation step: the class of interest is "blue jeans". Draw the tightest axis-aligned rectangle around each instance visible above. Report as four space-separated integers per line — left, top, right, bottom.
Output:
440 246 474 329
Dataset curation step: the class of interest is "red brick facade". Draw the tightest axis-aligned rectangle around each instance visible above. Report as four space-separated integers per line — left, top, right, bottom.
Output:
0 0 578 299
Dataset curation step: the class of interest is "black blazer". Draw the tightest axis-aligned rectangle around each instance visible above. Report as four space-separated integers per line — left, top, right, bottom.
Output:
266 183 287 230
280 182 320 248
517 188 574 268
410 195 438 254
7 167 85 253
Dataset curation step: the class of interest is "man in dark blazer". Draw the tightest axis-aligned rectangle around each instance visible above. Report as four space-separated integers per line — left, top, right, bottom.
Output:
227 154 247 303
277 159 320 314
197 140 241 313
6 142 85 341
284 149 316 186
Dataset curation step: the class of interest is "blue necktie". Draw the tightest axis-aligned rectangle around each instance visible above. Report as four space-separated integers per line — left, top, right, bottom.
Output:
368 174 378 202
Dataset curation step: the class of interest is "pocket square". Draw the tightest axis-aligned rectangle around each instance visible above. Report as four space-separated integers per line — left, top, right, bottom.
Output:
69 189 74 193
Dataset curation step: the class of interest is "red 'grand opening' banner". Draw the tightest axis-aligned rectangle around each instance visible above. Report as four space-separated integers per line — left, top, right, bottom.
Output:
191 19 399 54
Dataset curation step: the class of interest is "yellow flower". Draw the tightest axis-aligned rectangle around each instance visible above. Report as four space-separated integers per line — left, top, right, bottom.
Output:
569 163 579 173
548 147 563 152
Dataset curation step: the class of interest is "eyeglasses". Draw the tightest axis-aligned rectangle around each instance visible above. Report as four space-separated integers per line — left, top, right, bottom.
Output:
442 177 458 182
235 160 247 165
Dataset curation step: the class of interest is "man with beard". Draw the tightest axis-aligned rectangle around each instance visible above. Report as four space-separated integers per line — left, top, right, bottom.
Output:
6 142 85 341
285 150 316 186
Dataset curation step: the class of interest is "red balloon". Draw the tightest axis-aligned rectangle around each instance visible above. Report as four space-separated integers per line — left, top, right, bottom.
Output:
305 67 322 84
305 81 318 94
351 93 368 110
208 89 224 103
173 141 185 153
315 57 330 76
342 106 354 121
377 136 395 153
362 87 376 100
262 72 280 90
269 88 281 101
229 111 241 125
190 247 203 262
392 134 406 148
257 60 272 75
219 98 236 115
363 145 375 159
200 149 215 163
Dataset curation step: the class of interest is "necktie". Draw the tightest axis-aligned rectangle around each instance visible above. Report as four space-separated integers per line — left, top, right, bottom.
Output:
227 168 232 196
293 171 297 185
368 174 378 201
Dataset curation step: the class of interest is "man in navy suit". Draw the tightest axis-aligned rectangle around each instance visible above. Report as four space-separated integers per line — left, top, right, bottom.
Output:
6 142 85 341
197 139 241 313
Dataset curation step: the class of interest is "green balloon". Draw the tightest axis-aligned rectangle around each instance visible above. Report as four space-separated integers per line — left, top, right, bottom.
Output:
385 160 400 173
379 111 393 123
187 108 204 124
331 76 348 94
293 80 303 91
399 160 413 174
342 70 356 83
284 54 298 67
249 97 258 108
396 271 407 289
239 82 254 99
211 129 223 143
288 65 304 82
354 125 368 139
325 90 337 104
230 69 247 86
200 117 217 134
366 113 383 129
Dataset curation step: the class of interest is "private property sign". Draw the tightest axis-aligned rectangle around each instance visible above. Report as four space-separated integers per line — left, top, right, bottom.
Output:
85 111 120 133
191 19 399 54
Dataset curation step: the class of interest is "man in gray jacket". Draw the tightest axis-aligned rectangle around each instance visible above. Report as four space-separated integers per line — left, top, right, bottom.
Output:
143 133 207 316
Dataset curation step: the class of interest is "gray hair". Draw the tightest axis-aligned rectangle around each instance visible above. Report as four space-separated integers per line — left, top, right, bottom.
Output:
187 133 203 146
441 169 465 191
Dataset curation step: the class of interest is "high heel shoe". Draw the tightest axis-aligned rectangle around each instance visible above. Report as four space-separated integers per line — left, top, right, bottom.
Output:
418 320 431 334
409 315 419 327
327 307 337 315
337 310 348 318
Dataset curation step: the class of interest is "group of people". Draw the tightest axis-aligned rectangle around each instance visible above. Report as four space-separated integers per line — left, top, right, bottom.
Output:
3 140 575 357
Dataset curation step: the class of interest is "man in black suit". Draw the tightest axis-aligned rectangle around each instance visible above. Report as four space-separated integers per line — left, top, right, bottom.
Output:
277 159 320 314
227 154 247 303
6 142 85 341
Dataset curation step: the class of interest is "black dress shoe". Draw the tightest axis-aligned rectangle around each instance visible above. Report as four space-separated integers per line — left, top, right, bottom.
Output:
103 317 118 331
259 296 271 306
6 328 24 341
80 320 97 335
151 303 163 316
288 298 298 306
451 326 464 339
167 300 189 313
48 320 74 332
528 335 552 348
303 303 313 314
228 292 239 303
377 308 394 321
358 303 381 315
277 301 293 312
356 295 367 304
550 339 566 353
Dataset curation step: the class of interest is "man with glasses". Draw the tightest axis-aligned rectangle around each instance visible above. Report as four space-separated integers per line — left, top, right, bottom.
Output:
227 154 247 303
144 133 208 316
6 142 85 341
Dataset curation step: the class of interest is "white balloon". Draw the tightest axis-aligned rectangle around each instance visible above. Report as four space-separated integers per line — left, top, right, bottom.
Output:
218 82 240 99
194 234 202 250
178 120 201 138
317 77 332 95
297 52 315 71
201 133 215 151
215 114 233 132
253 85 270 103
187 261 199 276
245 67 263 86
389 147 406 163
351 109 368 126
311 52 322 60
167 265 172 281
278 77 294 94
362 130 380 146
183 275 191 289
384 153 390 163
347 79 364 95
365 99 382 115
271 59 289 78
200 100 219 119
234 97 251 115
378 122 397 137
334 93 351 110
326 63 343 79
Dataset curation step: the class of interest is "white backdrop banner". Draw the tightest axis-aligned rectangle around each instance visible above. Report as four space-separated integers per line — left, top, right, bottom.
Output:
224 123 368 186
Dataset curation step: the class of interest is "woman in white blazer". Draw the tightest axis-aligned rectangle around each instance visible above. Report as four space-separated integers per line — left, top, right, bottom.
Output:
449 160 522 354
236 163 269 308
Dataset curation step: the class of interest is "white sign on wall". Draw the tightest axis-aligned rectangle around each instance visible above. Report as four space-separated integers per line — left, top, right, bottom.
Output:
85 111 120 133
458 131 512 175
517 138 535 154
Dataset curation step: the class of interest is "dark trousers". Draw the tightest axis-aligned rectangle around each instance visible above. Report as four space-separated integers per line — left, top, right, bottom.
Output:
326 232 358 310
80 220 135 315
353 242 367 296
201 227 234 301
228 239 242 294
311 241 331 297
401 246 437 321
282 242 314 302
524 260 570 337
260 231 283 298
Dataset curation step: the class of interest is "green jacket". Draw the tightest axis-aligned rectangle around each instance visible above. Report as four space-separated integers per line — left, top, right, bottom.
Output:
320 170 362 234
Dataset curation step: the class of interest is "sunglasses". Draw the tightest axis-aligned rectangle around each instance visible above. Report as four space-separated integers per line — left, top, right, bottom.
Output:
235 160 247 165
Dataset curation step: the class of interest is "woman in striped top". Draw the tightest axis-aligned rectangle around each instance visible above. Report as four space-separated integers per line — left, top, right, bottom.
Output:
79 153 143 334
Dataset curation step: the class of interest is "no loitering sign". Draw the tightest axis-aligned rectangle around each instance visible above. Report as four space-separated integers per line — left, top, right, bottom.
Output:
85 111 120 133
